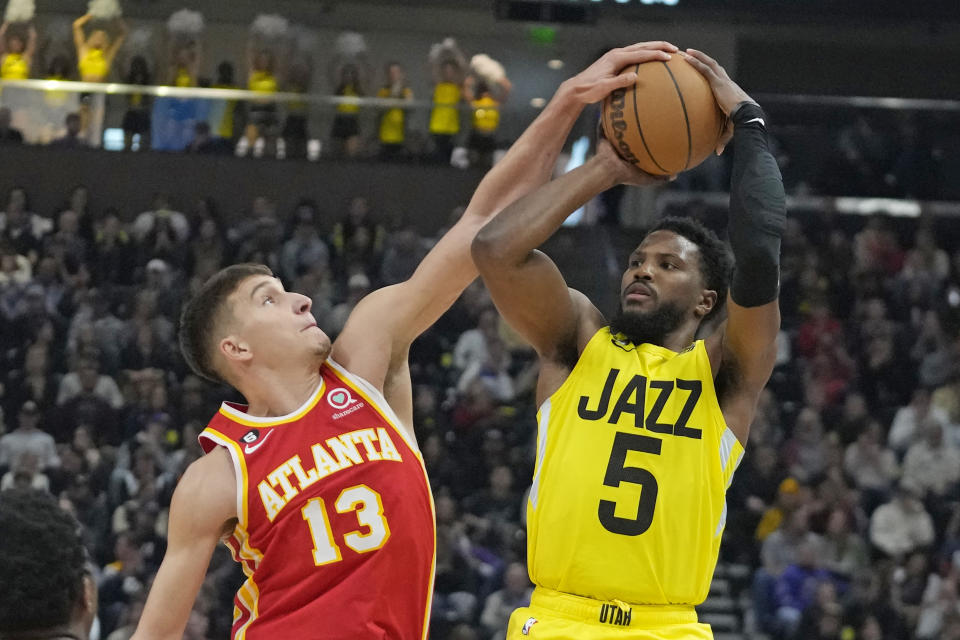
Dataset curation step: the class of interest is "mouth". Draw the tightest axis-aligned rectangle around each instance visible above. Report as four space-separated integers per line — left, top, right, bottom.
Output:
623 282 654 303
301 320 318 332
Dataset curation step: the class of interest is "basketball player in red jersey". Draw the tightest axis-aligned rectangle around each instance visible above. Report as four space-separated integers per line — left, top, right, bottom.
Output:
131 42 679 640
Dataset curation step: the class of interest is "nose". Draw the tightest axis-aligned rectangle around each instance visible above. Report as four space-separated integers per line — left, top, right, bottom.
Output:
293 293 312 315
631 260 654 281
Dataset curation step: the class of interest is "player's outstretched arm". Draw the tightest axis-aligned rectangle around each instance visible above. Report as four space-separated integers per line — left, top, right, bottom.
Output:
334 43 678 389
132 448 237 640
686 49 785 445
472 138 664 360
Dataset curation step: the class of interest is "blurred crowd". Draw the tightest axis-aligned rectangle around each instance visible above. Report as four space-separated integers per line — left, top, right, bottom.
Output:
0 14 512 166
1 168 960 640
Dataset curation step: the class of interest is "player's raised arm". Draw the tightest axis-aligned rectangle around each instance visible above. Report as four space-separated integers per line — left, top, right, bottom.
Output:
685 49 786 445
472 138 665 360
334 43 678 387
132 449 237 640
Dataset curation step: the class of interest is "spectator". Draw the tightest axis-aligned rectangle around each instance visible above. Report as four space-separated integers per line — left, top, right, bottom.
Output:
132 194 191 245
453 307 501 372
1 186 52 258
890 387 951 457
377 62 414 161
280 202 330 283
843 420 899 509
429 48 467 163
122 56 152 151
50 113 89 149
773 538 835 636
463 68 511 168
379 227 426 286
0 20 37 79
91 209 136 286
0 106 24 144
762 507 823 579
73 13 128 82
325 273 370 337
0 400 59 471
0 451 49 490
331 196 385 276
185 121 230 155
820 507 868 582
870 480 935 558
58 356 124 410
901 422 960 499
480 562 532 640
330 63 367 158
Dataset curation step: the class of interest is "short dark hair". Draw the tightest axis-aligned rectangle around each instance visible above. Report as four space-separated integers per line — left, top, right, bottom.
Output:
0 488 87 633
646 216 732 321
179 263 273 383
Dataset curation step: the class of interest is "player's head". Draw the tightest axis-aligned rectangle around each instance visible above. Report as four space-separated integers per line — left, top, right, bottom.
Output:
612 216 731 347
0 488 96 639
180 263 331 386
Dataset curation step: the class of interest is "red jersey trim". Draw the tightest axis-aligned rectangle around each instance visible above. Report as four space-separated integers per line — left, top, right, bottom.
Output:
325 358 437 640
217 378 326 427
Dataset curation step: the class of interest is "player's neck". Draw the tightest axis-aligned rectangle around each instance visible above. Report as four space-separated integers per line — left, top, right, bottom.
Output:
660 325 698 352
240 365 324 418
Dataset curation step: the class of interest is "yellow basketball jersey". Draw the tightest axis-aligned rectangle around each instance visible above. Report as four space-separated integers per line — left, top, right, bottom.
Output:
528 327 744 605
1 53 29 80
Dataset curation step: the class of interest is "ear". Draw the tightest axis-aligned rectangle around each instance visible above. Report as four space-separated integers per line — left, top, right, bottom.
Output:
695 289 718 319
219 334 253 366
76 572 98 632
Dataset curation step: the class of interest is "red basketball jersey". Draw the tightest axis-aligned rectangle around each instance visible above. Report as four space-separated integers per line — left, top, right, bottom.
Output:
198 360 435 640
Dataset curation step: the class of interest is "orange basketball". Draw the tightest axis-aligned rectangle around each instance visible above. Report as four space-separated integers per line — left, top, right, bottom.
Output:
601 55 725 176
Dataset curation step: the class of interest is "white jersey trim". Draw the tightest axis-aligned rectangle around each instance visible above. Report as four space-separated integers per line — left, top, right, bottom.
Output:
326 358 420 454
529 399 551 509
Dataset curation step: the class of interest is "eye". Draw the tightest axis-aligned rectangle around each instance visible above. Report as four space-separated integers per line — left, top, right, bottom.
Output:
262 295 275 305
629 259 640 268
661 262 677 270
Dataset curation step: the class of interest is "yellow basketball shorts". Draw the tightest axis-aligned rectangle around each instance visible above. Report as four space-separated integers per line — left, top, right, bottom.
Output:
506 588 713 640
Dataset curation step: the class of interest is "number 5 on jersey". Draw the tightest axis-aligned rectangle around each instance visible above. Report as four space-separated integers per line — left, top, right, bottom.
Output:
599 432 662 536
302 484 391 565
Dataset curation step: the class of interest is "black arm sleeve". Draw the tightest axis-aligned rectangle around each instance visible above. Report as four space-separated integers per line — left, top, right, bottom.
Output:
727 102 787 308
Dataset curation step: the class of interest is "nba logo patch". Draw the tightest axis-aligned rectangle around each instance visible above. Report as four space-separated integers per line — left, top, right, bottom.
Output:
241 429 260 444
521 617 538 635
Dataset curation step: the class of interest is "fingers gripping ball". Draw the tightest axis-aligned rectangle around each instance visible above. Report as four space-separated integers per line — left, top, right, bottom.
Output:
602 55 725 176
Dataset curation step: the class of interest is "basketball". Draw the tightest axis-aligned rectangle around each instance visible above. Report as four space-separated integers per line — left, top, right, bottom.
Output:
601 54 725 176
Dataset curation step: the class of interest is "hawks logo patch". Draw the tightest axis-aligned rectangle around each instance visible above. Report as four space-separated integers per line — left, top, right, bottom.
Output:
327 388 357 410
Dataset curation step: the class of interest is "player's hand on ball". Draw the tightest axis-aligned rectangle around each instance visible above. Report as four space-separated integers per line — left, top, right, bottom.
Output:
595 137 673 187
682 48 753 154
567 41 678 105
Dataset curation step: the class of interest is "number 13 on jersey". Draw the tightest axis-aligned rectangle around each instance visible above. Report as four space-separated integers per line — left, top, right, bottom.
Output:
302 484 391 565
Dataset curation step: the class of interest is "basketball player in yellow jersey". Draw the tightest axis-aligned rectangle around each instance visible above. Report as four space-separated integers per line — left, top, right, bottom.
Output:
472 48 785 640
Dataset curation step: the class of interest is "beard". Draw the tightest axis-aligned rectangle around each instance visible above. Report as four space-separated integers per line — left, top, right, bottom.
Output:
609 301 686 347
